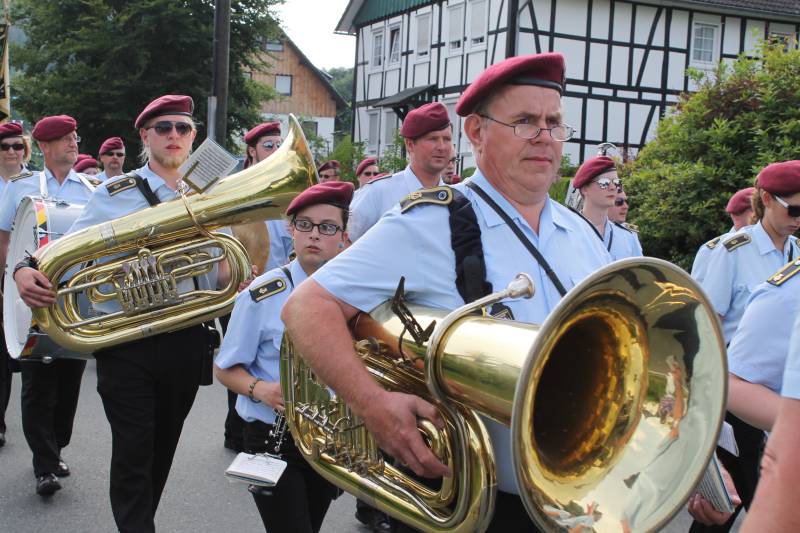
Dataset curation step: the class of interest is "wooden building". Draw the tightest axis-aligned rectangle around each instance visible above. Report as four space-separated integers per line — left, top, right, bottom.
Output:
336 0 800 169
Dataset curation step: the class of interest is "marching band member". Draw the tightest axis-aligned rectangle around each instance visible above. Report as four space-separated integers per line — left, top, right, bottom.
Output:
282 52 611 532
15 95 225 531
0 115 97 496
571 155 642 260
95 136 126 181
317 160 342 183
214 181 351 533
73 155 100 175
354 156 379 188
608 189 629 223
348 102 451 241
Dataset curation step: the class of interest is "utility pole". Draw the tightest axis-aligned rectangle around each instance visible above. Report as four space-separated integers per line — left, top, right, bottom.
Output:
210 0 231 143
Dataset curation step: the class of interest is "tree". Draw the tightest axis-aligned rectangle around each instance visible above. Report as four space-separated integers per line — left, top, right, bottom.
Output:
326 134 365 184
326 66 353 137
10 0 282 157
624 42 800 269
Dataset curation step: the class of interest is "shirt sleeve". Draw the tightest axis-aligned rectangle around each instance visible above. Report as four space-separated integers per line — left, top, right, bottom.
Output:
348 186 381 242
783 313 800 399
699 244 735 316
67 186 116 234
0 181 17 231
215 289 269 370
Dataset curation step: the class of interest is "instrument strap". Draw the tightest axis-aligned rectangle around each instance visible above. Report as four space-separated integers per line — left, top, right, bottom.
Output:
38 171 48 198
130 172 161 207
280 265 294 288
466 181 567 297
76 174 96 192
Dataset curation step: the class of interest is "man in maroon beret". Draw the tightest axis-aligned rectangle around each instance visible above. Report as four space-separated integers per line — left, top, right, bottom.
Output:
354 157 379 188
97 137 126 181
0 114 97 497
243 121 281 169
282 53 613 532
348 101 452 241
317 160 341 183
73 156 100 175
441 147 458 184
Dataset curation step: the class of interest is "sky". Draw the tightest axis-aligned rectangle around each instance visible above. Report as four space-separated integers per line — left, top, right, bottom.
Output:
274 0 356 71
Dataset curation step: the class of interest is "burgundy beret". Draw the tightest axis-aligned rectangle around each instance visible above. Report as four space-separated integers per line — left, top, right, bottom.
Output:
756 161 800 197
286 181 355 217
355 157 378 176
450 175 463 184
317 160 341 173
725 187 755 214
572 156 616 189
99 137 124 155
74 157 99 173
456 52 566 116
134 94 194 129
400 102 451 139
0 122 23 141
32 115 77 142
75 153 92 163
244 121 282 146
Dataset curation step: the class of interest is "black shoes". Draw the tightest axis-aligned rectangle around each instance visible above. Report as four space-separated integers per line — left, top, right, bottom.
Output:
55 459 70 477
35 473 61 496
355 507 392 532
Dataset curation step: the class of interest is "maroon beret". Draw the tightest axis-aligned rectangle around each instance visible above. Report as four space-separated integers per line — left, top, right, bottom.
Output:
74 157 99 173
75 153 92 163
317 160 341 173
725 187 755 214
355 157 378 176
99 137 124 155
244 121 282 146
572 156 616 189
756 161 800 197
400 102 451 139
456 52 566 116
0 122 23 141
286 181 355 217
32 115 77 142
134 94 194 129
450 175 463 184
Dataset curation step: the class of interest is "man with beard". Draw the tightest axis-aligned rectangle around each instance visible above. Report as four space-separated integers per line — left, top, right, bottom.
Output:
0 115 97 495
96 136 126 181
15 95 229 532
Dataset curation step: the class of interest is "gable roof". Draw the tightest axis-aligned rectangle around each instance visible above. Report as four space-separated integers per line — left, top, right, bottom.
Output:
281 33 347 109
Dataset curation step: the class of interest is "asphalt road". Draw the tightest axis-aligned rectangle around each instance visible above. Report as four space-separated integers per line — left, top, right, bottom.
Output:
0 359 736 532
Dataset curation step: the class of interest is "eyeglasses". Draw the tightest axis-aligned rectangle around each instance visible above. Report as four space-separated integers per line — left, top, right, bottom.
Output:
261 140 281 150
478 114 574 142
57 135 80 144
292 218 343 236
104 151 125 157
319 172 339 179
360 171 378 177
0 142 24 152
614 197 628 207
147 121 193 136
594 177 622 190
775 195 800 218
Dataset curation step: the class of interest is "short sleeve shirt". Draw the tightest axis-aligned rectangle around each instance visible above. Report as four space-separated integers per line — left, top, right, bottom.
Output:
691 227 736 284
604 220 643 261
265 219 293 271
782 311 800 400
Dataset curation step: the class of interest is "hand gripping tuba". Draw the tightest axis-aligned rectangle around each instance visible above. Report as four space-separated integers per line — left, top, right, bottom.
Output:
281 257 728 532
30 115 315 356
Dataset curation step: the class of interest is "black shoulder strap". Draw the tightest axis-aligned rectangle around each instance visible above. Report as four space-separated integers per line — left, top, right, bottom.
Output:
448 189 492 304
280 265 294 288
129 172 160 207
466 181 567 297
567 205 602 240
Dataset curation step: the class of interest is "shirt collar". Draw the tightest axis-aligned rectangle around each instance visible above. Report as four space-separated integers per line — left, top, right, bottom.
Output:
139 164 168 191
404 164 443 189
752 221 781 256
44 167 83 184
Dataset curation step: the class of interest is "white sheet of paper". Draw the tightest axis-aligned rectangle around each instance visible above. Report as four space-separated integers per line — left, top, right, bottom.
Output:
225 452 287 487
717 421 739 457
179 138 238 193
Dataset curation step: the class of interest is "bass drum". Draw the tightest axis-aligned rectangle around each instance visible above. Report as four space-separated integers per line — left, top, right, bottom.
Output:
4 196 86 361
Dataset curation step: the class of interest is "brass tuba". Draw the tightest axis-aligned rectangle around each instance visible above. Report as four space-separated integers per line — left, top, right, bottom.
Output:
281 258 728 532
29 115 314 357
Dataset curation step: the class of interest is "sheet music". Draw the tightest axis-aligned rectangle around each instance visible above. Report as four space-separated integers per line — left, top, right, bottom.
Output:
696 454 735 514
179 138 238 193
225 452 287 487
718 421 739 457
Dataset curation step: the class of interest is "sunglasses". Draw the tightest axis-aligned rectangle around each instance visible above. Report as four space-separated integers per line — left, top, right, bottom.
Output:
775 195 800 218
360 171 378 177
261 140 281 150
147 121 193 136
104 151 125 157
0 142 24 152
595 177 622 190
614 198 628 207
292 218 343 236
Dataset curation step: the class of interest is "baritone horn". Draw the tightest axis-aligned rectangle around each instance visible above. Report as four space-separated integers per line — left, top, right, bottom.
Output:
28 114 315 357
281 258 728 532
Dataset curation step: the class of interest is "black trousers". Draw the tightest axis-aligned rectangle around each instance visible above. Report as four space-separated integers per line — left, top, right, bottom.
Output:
20 357 85 475
243 419 337 533
0 341 15 434
95 326 207 533
689 412 765 533
224 389 245 448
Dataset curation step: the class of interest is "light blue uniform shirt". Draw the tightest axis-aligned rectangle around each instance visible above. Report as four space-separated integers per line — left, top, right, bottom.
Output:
691 226 737 284
782 310 800 400
265 219 293 271
95 170 113 182
728 265 800 393
699 222 799 343
215 259 306 424
603 219 643 261
348 164 443 241
313 170 612 494
0 168 95 231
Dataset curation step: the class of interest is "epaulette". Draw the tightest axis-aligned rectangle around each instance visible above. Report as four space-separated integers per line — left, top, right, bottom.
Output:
9 170 33 182
723 233 751 252
85 176 102 187
249 276 287 302
365 173 391 185
106 176 138 196
705 236 722 250
767 259 800 287
400 186 453 213
621 222 638 233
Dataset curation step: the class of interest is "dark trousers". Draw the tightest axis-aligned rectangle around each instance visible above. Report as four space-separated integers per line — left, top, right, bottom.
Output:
0 343 14 434
243 419 337 533
689 412 765 533
95 326 207 533
224 389 245 449
20 357 85 475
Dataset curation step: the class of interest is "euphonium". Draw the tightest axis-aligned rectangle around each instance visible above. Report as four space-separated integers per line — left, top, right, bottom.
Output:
30 115 315 356
281 258 728 532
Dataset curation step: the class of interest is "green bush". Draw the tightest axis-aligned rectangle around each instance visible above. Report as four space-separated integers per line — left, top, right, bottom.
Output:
549 177 571 202
625 41 800 269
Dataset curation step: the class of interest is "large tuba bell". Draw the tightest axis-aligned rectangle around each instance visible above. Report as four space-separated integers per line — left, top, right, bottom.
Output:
26 115 314 357
281 257 728 532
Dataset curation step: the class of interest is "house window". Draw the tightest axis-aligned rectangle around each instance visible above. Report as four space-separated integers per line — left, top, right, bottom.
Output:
469 0 487 47
275 74 292 95
388 26 401 65
691 23 717 64
368 112 379 151
448 4 464 53
769 32 793 51
384 112 397 144
265 39 284 52
302 120 318 138
372 30 384 68
417 13 431 58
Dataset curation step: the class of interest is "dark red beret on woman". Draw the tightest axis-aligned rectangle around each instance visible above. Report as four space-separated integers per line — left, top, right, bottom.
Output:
74 157 99 173
317 160 341 173
0 122 23 141
355 157 378 177
756 161 800 196
572 155 616 189
286 181 354 217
